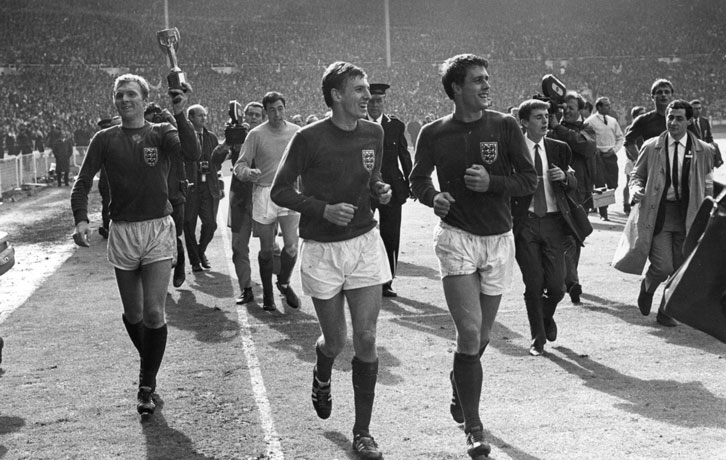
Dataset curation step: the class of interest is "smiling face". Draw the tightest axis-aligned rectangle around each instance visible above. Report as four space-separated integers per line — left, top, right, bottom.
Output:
562 97 581 124
666 107 689 140
114 81 146 124
333 75 370 123
453 65 490 114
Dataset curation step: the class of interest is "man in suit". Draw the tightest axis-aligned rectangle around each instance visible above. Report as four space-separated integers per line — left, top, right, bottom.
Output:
627 100 715 327
184 104 227 272
513 99 578 356
367 83 412 297
689 100 723 168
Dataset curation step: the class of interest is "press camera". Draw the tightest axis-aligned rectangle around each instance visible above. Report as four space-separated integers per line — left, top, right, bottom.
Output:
225 100 249 145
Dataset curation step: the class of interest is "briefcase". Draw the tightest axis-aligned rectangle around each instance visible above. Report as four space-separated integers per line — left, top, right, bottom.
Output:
662 193 726 343
592 187 616 208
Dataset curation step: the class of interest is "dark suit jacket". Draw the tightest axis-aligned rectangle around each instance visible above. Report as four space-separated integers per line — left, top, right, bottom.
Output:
185 127 226 200
374 114 412 206
511 137 584 243
687 116 713 143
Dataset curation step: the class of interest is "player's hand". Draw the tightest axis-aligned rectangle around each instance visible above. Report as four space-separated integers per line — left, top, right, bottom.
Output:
375 182 392 205
631 186 645 204
169 81 193 115
433 192 455 218
246 168 262 183
547 164 565 182
464 164 491 192
323 203 357 226
72 221 91 247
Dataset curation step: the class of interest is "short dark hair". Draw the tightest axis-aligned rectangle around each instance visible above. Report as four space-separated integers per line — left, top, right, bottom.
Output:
440 54 489 100
595 97 610 109
650 78 674 96
631 106 646 119
321 61 367 108
666 99 693 120
517 99 549 123
689 99 702 107
262 92 285 110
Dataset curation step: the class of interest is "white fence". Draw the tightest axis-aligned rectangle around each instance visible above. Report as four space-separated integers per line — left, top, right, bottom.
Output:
0 148 85 195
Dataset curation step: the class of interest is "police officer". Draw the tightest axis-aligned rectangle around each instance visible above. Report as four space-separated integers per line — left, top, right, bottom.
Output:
367 83 412 297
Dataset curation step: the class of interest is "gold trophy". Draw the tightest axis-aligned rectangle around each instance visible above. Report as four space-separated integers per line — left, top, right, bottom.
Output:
156 27 187 90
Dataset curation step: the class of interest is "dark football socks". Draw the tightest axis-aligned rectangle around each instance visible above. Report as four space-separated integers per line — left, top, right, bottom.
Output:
122 314 143 353
314 344 335 382
453 352 483 433
140 324 167 390
352 356 378 436
278 251 297 286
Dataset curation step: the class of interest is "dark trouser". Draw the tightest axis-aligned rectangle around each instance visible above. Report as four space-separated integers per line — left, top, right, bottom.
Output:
377 203 402 283
563 235 581 289
595 151 619 217
171 201 185 275
57 169 69 186
514 214 566 348
184 187 219 266
231 207 253 291
99 168 110 230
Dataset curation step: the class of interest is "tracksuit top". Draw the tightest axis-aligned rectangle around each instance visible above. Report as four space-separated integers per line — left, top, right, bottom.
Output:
410 111 537 236
71 113 201 224
271 118 384 242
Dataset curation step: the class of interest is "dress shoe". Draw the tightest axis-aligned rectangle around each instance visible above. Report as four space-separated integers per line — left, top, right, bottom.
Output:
172 268 185 288
235 287 254 305
656 309 677 327
568 283 582 304
200 255 211 270
528 344 544 357
382 283 398 298
544 317 558 342
600 215 610 221
637 280 653 316
191 264 204 272
623 205 631 215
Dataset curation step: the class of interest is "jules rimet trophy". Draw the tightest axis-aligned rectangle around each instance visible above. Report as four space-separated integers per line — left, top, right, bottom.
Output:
156 27 187 90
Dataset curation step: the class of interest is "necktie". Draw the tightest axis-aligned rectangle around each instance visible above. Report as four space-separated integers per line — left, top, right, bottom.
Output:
533 144 547 217
672 141 679 201
603 115 607 125
693 119 701 138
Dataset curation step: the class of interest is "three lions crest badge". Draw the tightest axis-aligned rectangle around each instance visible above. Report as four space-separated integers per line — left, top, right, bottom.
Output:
143 147 159 167
361 149 375 172
480 142 498 164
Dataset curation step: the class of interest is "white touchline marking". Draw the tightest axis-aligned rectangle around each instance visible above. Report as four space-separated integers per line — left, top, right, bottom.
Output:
219 200 284 460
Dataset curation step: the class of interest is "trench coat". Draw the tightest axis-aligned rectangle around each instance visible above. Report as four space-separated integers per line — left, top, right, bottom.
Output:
612 131 714 274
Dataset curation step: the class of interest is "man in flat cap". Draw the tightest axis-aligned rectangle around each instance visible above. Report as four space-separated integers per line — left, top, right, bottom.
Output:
367 83 412 297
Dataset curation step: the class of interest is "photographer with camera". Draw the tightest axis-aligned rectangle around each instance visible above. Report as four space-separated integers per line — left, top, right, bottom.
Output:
544 84 597 305
214 101 263 305
184 104 227 272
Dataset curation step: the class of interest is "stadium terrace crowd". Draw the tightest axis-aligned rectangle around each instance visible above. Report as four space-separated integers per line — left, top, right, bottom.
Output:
2 0 726 153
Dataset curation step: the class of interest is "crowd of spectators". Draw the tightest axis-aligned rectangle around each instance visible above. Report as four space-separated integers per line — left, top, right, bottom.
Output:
2 0 726 155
